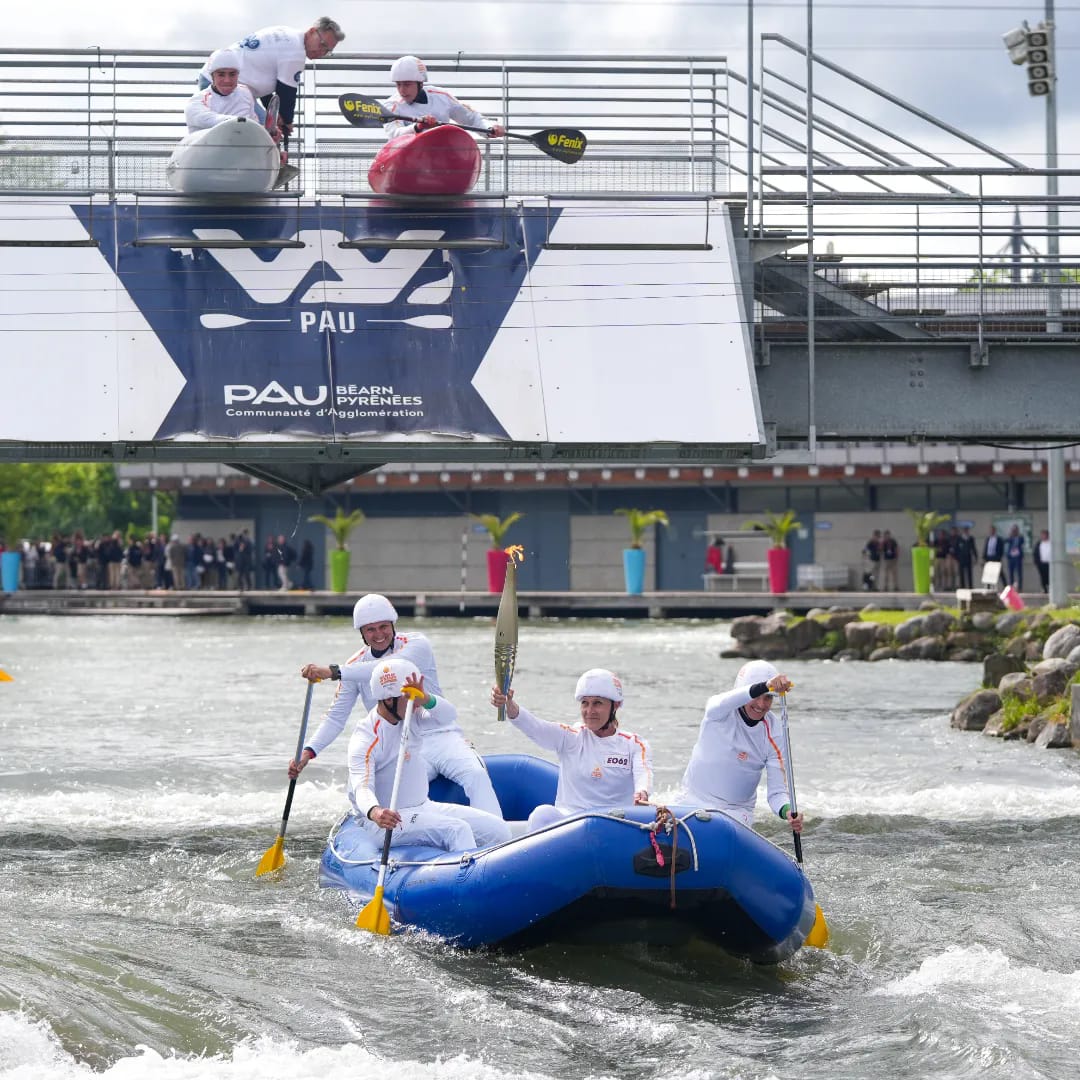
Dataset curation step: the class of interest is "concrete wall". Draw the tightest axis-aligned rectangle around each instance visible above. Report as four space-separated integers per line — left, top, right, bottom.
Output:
570 515 658 591
337 517 490 592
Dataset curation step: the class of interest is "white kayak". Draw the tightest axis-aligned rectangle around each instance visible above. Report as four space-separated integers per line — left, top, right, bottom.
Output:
166 116 280 195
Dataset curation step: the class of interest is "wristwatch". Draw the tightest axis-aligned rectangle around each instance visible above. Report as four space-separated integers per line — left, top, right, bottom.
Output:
329 664 341 680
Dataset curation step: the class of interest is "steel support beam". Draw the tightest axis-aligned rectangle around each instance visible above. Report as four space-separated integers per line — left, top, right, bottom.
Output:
759 341 1080 440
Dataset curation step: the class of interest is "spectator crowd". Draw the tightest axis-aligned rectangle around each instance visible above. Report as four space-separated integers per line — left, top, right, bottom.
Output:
0 530 317 591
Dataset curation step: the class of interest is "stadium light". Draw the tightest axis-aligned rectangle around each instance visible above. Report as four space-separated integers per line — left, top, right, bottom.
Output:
1002 20 1054 96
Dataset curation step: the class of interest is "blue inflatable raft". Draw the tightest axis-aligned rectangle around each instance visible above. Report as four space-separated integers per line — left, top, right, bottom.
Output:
319 754 823 962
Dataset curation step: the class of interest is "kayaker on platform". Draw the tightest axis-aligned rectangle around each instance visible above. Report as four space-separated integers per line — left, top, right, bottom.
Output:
294 593 503 817
490 668 653 831
680 659 805 833
185 50 262 133
351 660 510 849
381 55 506 140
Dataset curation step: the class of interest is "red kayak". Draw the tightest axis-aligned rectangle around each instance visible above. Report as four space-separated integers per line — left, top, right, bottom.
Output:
368 124 482 196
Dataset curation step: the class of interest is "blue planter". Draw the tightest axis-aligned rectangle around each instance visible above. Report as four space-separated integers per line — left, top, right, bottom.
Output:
1 551 22 592
623 547 646 595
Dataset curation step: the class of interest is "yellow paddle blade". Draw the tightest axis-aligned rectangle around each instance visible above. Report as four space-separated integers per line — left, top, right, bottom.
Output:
0 668 13 682
805 903 830 949
355 885 392 935
255 836 286 877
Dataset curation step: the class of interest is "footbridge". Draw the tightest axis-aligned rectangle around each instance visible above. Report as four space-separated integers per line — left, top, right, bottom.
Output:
0 43 1077 496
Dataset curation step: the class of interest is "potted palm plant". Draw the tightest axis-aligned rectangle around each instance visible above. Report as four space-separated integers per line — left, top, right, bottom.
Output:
307 507 366 593
741 509 802 593
471 512 524 592
905 509 951 595
615 508 669 595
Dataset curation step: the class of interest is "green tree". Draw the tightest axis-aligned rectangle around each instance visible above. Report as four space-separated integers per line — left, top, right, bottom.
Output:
0 463 169 542
614 508 669 548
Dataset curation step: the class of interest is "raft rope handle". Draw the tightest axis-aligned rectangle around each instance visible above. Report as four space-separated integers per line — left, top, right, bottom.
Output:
326 807 703 871
649 805 681 908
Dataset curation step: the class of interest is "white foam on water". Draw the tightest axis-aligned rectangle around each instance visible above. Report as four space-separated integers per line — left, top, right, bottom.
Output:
0 1013 568 1080
0 784 346 832
787 781 1080 822
877 944 1080 1009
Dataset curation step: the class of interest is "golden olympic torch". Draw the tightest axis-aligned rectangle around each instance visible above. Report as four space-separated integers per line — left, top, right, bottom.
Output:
494 546 525 721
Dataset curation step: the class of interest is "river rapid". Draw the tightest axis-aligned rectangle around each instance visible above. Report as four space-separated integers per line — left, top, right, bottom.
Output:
1 614 1079 1080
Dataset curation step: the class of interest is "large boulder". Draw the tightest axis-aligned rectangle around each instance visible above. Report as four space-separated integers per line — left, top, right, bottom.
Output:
1032 667 1071 706
998 672 1033 698
1066 644 1080 668
922 610 957 637
952 689 1001 730
984 653 1025 688
1070 685 1080 745
971 611 998 632
1026 715 1049 743
1035 721 1073 749
894 615 927 644
946 631 987 652
759 611 792 637
1004 637 1029 659
1043 624 1080 661
818 611 860 632
868 646 898 662
786 618 825 653
896 635 946 661
995 612 1027 635
730 615 765 642
845 621 884 654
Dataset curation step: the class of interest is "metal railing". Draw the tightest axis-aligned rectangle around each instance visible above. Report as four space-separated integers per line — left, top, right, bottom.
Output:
750 36 1080 342
0 49 732 197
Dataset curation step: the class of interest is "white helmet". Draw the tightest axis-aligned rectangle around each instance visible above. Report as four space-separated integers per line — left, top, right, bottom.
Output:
574 668 624 703
353 593 398 630
390 55 427 83
369 658 420 701
207 48 242 74
734 660 779 689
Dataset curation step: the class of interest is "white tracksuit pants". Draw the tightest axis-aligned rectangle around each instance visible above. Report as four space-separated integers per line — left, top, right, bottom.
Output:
423 730 504 817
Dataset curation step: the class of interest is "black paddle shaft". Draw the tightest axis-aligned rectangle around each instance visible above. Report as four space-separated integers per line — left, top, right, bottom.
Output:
278 681 315 834
337 93 586 164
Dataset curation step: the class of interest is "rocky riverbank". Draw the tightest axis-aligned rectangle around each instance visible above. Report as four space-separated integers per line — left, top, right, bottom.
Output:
723 605 1080 751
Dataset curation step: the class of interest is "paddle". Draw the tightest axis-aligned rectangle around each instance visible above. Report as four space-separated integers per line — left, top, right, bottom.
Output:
355 684 426 934
337 93 587 165
255 679 316 876
0 667 12 682
779 690 830 948
494 545 524 722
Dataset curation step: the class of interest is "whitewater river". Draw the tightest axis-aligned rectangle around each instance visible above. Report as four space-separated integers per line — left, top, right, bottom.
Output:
1 613 1079 1080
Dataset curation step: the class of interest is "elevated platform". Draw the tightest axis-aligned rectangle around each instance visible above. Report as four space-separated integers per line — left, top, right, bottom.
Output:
0 588 1032 619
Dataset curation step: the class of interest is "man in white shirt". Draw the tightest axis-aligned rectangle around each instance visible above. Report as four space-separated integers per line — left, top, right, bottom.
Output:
349 660 509 850
294 593 503 817
197 18 344 134
491 668 653 831
381 55 505 140
681 659 804 832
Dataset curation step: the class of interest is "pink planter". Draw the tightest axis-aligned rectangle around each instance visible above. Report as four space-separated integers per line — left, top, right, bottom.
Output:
767 547 791 594
486 548 511 593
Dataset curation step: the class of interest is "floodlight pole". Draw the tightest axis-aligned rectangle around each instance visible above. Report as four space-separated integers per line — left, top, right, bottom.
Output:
1043 0 1067 607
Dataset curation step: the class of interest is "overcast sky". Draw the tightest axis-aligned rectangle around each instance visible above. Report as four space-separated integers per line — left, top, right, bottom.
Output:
15 0 1077 166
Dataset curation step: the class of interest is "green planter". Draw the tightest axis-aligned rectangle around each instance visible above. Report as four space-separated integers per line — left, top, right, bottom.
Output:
911 546 932 594
329 549 350 593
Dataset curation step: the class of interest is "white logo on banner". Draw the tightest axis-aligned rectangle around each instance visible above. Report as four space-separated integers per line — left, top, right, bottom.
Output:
189 229 446 305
